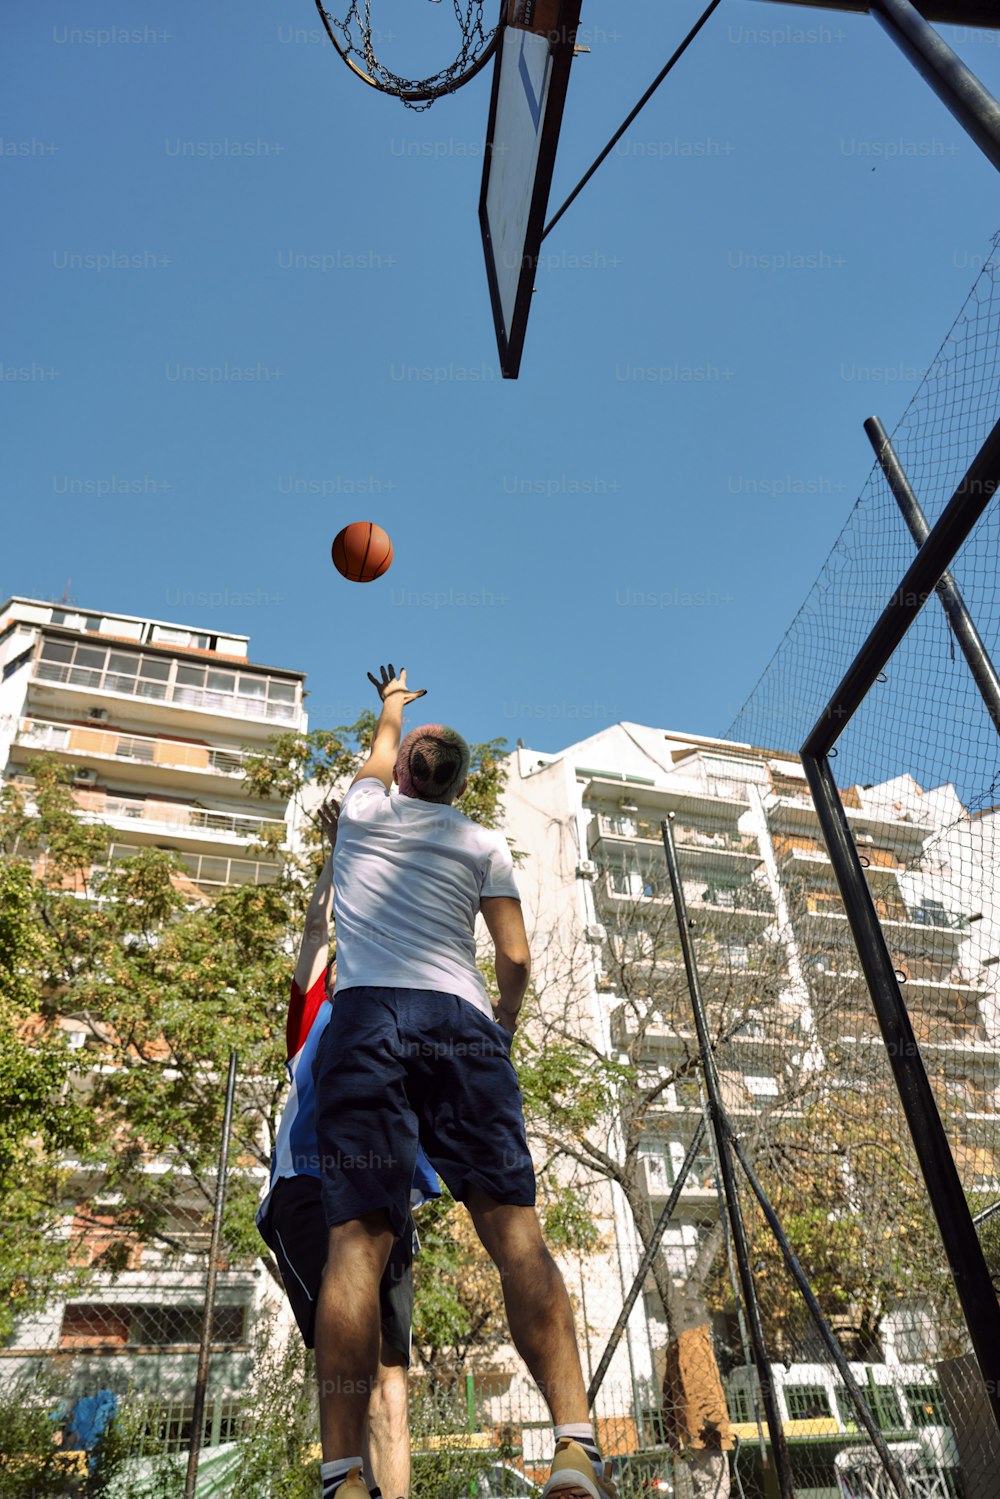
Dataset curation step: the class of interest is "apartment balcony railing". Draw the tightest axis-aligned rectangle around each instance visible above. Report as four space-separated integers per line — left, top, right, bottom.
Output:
770 790 933 838
33 659 298 724
797 889 967 934
11 776 286 845
15 717 251 777
594 814 758 855
639 1154 718 1202
75 791 284 842
31 845 282 896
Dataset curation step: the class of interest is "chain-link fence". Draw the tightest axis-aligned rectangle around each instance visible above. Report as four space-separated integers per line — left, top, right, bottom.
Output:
703 229 1000 1498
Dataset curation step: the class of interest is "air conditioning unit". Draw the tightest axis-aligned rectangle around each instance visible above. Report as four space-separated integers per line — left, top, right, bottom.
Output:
88 708 110 723
72 769 98 786
584 923 607 944
576 860 598 880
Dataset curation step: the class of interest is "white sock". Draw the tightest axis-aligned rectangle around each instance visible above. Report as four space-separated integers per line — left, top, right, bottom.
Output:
554 1424 602 1474
321 1457 365 1498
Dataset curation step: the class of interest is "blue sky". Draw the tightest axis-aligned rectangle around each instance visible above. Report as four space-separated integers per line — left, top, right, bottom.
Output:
4 0 1000 757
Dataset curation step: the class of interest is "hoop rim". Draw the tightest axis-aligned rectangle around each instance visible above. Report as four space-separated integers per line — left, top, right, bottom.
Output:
313 0 502 103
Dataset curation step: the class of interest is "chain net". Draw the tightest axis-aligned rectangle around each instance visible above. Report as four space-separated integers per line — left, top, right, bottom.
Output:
316 0 496 109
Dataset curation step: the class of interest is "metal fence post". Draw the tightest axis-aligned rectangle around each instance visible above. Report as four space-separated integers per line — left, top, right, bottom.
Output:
184 1049 239 1499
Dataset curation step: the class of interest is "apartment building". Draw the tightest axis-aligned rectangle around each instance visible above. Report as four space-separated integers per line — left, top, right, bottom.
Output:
0 596 308 1446
499 721 999 1479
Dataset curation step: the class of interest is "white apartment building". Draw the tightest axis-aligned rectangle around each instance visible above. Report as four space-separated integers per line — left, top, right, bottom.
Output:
0 596 308 1447
497 721 1000 1475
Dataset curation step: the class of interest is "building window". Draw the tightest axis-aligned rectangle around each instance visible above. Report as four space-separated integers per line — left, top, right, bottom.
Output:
745 1076 780 1110
835 1389 860 1430
785 1384 832 1421
904 1384 946 1427
869 1384 905 1431
59 1304 130 1348
727 1386 752 1422
59 1302 247 1349
35 637 297 722
51 610 102 632
2 647 33 681
150 626 212 650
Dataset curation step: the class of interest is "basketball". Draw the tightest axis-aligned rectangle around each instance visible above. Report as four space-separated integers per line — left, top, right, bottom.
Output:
331 522 393 583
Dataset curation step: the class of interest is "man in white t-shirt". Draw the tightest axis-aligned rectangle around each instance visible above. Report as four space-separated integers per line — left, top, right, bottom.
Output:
312 665 615 1499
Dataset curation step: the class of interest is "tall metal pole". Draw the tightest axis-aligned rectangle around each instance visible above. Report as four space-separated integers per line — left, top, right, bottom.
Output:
184 1049 239 1499
865 414 1000 735
866 0 1000 175
659 817 795 1499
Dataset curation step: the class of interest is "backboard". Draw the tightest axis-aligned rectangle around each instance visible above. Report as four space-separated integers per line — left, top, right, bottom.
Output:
479 1 584 379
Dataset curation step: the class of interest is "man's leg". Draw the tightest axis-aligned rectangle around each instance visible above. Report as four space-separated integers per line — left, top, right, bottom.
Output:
311 989 420 1494
366 1343 409 1499
315 1213 395 1463
465 1188 589 1425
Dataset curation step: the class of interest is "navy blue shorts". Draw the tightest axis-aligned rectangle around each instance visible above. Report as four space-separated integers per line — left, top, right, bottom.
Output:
258 1175 415 1359
312 987 536 1236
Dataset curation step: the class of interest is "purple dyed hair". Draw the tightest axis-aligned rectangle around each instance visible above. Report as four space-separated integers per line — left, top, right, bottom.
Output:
394 724 470 804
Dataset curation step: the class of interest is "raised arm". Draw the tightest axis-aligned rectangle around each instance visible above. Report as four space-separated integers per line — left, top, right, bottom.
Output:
480 896 531 1036
292 801 339 995
351 663 427 790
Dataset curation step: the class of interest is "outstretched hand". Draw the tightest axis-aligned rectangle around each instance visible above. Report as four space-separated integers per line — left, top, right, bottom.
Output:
367 663 427 707
316 798 340 852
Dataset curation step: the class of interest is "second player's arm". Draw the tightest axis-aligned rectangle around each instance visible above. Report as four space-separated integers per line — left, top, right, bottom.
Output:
293 852 335 995
292 800 340 994
480 896 531 1035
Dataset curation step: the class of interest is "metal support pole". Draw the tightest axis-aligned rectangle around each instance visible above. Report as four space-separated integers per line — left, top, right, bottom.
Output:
728 1132 910 1499
184 1050 239 1499
867 0 1000 175
660 817 795 1499
865 414 1000 735
801 753 1000 1433
587 1118 707 1407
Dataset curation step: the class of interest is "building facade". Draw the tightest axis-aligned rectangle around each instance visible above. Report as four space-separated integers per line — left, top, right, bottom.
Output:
498 721 999 1483
0 596 308 1450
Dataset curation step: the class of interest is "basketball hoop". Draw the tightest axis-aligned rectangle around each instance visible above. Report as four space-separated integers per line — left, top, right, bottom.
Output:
313 0 501 108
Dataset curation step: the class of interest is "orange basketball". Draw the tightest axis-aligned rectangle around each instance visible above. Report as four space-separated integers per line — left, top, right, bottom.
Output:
331 522 393 583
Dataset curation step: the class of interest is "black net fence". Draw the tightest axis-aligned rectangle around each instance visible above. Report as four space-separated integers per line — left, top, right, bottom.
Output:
697 229 1000 1498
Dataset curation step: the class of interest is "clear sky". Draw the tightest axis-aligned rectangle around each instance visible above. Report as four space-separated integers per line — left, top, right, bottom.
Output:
4 0 1000 756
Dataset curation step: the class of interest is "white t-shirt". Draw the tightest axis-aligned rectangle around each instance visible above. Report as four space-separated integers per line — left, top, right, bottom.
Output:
332 778 521 1018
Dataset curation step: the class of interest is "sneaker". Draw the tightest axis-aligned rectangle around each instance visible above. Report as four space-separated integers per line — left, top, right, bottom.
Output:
542 1440 617 1499
325 1467 371 1499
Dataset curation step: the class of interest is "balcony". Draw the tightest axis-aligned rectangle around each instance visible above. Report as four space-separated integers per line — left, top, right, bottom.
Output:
592 814 760 865
611 1002 775 1054
769 791 932 842
795 890 967 944
31 645 300 733
13 717 254 788
583 775 749 822
639 1154 718 1210
774 833 906 883
805 957 988 1000
11 776 286 852
74 790 285 848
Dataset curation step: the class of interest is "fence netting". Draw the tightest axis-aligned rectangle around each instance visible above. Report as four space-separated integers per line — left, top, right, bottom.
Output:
715 229 1000 1498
